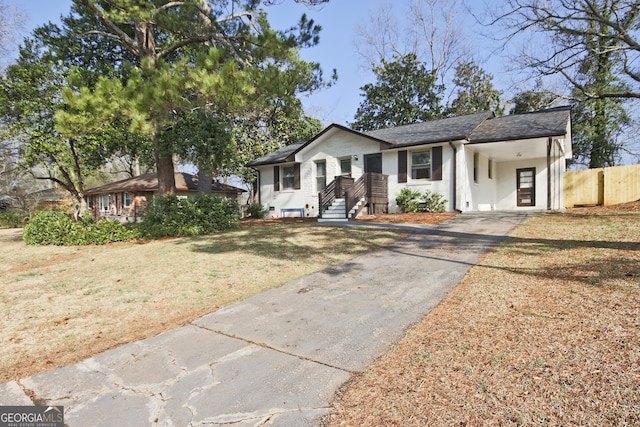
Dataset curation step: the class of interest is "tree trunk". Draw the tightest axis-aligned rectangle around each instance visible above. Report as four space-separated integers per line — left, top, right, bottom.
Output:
197 170 213 194
156 153 176 195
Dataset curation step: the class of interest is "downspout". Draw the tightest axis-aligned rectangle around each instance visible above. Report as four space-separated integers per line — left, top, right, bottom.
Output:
449 142 462 213
547 137 552 210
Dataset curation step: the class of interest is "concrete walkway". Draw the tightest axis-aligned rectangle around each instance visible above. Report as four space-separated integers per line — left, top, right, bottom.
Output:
0 212 534 426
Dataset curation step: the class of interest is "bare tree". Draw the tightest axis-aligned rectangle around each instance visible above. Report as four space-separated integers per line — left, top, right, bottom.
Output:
489 0 640 100
354 0 470 96
0 0 25 66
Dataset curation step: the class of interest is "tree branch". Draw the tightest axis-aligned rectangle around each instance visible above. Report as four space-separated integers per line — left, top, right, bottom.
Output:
77 0 139 57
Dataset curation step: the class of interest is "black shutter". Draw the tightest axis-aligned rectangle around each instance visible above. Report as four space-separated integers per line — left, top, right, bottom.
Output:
274 166 280 191
398 150 407 183
293 163 301 189
432 146 442 181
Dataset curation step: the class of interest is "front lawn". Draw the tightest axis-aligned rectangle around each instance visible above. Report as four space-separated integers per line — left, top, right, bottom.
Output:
0 223 406 382
326 208 640 426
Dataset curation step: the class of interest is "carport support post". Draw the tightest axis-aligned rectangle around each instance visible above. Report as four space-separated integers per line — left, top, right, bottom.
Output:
547 137 552 211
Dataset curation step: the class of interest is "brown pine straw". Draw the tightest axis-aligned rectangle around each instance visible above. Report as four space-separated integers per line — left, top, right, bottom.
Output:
325 202 640 427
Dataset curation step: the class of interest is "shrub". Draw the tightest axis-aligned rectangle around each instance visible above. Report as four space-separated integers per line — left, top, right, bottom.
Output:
0 211 28 228
79 216 142 245
396 188 448 213
138 194 239 238
245 202 267 218
396 188 422 213
23 211 140 245
23 211 75 245
419 190 448 213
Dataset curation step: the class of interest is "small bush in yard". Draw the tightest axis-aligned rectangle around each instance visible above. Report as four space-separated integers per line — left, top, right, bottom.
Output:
138 194 239 238
246 202 266 218
23 211 75 245
419 190 447 213
23 211 140 245
396 188 448 213
0 211 28 228
396 188 422 213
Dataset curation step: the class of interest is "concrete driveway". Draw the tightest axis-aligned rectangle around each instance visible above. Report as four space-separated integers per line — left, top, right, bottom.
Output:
0 212 534 426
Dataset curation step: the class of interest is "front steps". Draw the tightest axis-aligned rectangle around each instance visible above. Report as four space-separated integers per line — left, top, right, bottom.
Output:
317 198 364 223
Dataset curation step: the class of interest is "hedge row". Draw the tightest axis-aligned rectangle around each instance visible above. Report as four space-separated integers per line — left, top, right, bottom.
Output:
23 211 141 245
22 194 240 246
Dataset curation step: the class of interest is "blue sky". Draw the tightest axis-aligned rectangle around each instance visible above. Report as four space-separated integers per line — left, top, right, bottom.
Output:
14 0 508 126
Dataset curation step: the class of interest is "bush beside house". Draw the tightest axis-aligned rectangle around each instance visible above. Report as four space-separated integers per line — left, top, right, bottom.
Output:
129 194 239 239
396 188 447 213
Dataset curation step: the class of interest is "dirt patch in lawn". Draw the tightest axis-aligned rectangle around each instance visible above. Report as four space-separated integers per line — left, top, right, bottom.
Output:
325 202 640 426
0 224 406 383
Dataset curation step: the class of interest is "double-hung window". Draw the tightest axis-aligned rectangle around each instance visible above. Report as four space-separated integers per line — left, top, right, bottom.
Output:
282 165 296 190
123 192 133 209
99 194 110 213
411 150 431 180
316 161 326 192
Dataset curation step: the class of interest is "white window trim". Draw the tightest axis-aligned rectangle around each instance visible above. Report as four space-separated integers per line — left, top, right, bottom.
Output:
123 192 133 208
282 165 296 190
316 161 326 192
99 194 110 213
339 157 352 177
410 149 432 180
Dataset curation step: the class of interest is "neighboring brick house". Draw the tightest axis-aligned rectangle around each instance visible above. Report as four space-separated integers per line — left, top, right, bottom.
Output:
84 172 246 221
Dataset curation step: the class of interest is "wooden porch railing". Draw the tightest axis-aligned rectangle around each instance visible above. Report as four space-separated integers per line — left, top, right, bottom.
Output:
319 173 388 219
318 176 354 217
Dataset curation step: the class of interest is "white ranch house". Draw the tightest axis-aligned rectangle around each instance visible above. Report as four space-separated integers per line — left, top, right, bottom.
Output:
247 107 572 221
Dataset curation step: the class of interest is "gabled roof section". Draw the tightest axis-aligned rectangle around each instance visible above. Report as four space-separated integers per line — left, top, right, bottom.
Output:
246 141 307 167
85 172 245 195
246 123 393 167
469 106 571 144
364 111 494 147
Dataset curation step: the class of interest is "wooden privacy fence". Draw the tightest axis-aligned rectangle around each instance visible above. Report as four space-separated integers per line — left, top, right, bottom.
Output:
564 164 640 207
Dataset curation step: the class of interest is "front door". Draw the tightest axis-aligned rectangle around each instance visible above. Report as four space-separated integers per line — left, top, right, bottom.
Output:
364 153 382 173
516 167 536 207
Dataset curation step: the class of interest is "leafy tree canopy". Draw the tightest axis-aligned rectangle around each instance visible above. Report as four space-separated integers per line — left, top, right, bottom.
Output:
350 53 444 131
1 0 335 209
449 60 503 116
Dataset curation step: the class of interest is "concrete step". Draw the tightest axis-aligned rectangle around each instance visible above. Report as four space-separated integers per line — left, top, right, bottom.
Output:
321 211 346 219
317 217 349 223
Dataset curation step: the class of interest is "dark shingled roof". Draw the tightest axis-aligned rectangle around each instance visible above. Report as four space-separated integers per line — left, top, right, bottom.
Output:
246 141 307 167
85 172 245 195
365 111 494 147
469 106 571 143
247 107 572 167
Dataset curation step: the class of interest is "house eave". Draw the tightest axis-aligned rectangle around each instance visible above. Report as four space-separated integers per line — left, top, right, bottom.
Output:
246 123 394 168
467 131 567 145
386 136 469 150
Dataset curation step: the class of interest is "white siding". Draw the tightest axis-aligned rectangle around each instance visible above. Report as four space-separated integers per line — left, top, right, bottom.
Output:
465 150 498 211
252 127 569 215
386 144 455 213
495 158 548 211
256 132 383 218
